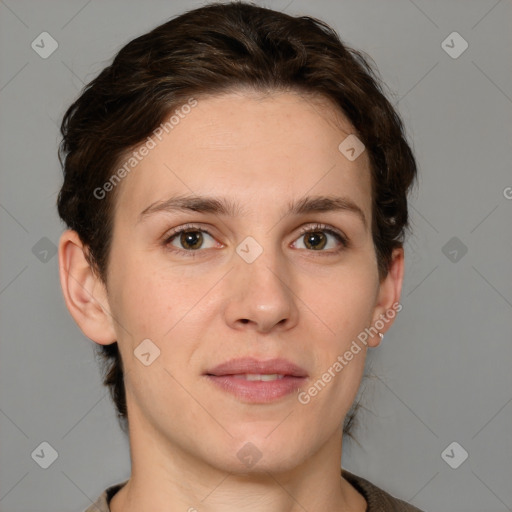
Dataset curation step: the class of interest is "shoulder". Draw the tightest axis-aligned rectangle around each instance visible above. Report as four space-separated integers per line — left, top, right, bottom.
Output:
342 469 426 512
82 480 128 512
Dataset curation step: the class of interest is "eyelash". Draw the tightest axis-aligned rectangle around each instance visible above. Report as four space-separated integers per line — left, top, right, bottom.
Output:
163 222 349 257
163 223 217 258
297 224 349 253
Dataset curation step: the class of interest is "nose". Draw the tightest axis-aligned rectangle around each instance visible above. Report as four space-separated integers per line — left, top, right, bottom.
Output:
223 248 299 334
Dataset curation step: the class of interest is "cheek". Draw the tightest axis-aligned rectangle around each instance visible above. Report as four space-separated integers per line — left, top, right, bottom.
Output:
109 248 189 326
296 268 376 424
302 263 378 342
112 262 204 410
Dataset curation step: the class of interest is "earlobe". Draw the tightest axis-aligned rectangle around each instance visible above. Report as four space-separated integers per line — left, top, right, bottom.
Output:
58 229 117 345
368 247 405 347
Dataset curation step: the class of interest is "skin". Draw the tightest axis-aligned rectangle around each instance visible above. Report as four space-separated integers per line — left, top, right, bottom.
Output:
59 90 404 512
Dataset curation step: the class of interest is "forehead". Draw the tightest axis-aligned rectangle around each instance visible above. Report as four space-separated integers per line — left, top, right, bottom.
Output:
113 90 372 225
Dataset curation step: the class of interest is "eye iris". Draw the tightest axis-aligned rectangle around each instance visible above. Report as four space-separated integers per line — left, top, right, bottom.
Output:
180 230 203 250
304 231 327 250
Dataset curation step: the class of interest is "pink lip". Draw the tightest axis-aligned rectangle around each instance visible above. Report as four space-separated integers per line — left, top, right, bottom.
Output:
205 357 308 378
204 357 308 403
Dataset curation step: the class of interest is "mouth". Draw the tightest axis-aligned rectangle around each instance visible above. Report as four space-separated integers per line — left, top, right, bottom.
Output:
231 374 286 381
204 357 308 403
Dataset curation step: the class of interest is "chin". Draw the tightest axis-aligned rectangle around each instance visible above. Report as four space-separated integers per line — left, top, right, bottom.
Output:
207 434 309 475
216 454 304 477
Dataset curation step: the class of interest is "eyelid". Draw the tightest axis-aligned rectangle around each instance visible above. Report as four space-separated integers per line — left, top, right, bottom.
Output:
163 222 217 241
162 222 349 255
295 222 349 251
163 223 221 257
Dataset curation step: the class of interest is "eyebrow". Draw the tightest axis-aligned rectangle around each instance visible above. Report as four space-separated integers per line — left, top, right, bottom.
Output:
138 194 367 229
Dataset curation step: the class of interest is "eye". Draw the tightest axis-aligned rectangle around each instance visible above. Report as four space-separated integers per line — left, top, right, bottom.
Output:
164 224 220 254
292 223 348 252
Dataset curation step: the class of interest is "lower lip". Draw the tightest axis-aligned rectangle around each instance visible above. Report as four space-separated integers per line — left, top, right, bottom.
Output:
205 375 307 403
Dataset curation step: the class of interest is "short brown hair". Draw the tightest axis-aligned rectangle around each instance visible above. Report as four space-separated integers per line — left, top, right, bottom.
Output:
57 1 417 439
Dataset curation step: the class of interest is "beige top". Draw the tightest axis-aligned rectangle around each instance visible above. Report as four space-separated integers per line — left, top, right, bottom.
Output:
83 469 425 511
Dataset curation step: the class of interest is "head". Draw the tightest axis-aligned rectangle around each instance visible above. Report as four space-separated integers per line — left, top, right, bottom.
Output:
57 1 416 470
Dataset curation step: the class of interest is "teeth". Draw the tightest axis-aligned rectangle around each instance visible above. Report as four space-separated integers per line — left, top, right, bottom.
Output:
233 374 285 381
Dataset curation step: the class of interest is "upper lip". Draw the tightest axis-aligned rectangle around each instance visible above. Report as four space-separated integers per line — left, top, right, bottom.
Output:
205 357 308 377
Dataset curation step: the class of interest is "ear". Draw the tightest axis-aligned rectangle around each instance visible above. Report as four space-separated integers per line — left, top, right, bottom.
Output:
367 247 405 347
58 229 117 345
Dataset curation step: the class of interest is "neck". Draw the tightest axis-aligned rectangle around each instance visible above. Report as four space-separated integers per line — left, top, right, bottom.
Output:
110 410 366 512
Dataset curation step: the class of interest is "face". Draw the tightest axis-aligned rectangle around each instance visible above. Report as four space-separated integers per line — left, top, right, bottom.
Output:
68 90 403 474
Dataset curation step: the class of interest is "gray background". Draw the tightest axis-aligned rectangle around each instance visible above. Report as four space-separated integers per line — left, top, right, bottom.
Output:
1 0 511 511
